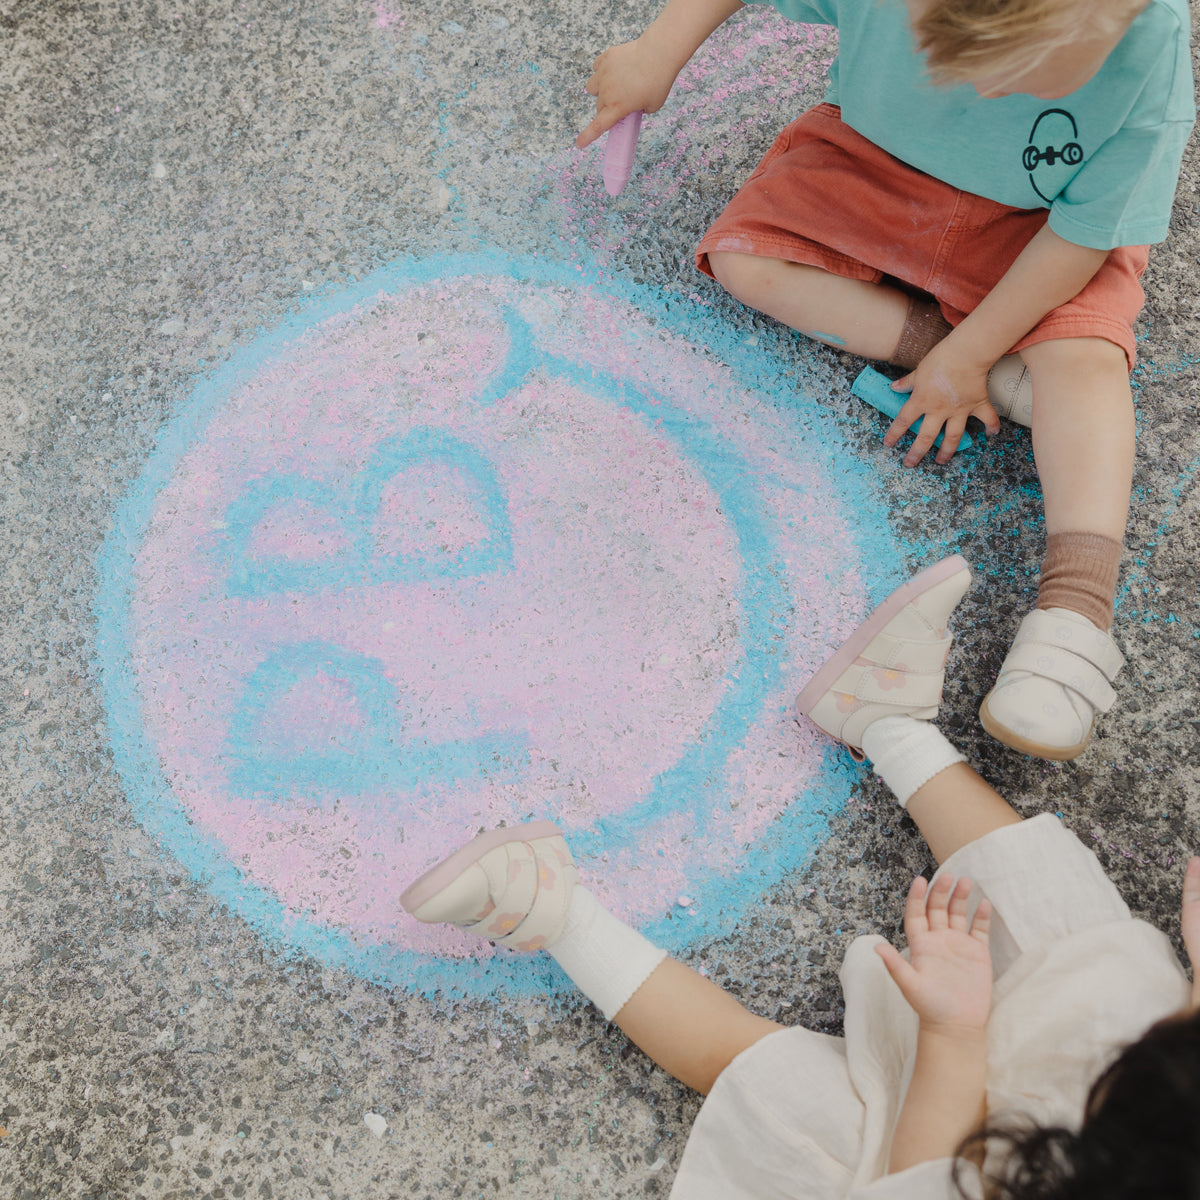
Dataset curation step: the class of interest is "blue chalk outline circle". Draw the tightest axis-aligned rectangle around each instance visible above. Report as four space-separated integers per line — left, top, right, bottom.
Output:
95 254 908 1001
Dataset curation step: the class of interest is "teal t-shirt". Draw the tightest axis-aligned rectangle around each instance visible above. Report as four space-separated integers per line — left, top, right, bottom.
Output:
744 0 1196 249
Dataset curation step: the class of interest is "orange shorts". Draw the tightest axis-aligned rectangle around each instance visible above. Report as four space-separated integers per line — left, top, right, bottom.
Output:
696 104 1149 369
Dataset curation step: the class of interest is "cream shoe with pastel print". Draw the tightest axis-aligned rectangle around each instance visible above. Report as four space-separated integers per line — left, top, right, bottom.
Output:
400 821 578 952
794 555 972 759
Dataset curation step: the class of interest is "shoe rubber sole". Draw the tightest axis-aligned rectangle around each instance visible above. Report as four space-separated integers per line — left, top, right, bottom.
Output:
979 696 1090 762
399 819 563 915
794 554 970 719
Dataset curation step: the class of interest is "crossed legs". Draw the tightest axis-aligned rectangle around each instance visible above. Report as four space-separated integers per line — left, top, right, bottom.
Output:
709 251 1135 757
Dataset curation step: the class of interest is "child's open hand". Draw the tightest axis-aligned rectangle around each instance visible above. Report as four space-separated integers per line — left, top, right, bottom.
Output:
1181 856 1200 1006
576 40 677 149
876 873 993 1033
885 340 1001 467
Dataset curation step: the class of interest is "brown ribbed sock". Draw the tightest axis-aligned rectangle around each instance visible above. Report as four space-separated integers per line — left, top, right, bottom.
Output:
1036 532 1123 632
891 296 953 370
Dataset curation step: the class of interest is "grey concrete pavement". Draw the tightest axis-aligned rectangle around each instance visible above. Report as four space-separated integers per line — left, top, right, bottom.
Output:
2 0 1199 1197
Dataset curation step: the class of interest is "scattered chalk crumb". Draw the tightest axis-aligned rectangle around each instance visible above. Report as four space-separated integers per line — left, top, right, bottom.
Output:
159 319 184 335
675 894 692 907
152 162 167 179
363 1112 387 1138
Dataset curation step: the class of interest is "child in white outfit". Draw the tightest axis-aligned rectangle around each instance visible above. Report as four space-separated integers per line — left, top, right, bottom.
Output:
402 558 1200 1198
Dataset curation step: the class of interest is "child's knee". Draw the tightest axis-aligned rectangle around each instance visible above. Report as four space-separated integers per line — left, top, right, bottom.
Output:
1025 336 1130 388
706 250 779 307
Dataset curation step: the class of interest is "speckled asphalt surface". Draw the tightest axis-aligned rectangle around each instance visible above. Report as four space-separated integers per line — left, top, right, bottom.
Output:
2 0 1199 1196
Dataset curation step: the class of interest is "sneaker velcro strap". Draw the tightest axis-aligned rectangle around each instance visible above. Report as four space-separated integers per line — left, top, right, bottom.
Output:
459 841 539 937
862 631 952 673
1001 642 1118 712
494 841 578 951
839 662 946 707
1017 610 1124 680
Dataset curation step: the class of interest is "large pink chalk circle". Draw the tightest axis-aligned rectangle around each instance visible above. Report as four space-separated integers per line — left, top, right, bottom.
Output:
97 256 904 998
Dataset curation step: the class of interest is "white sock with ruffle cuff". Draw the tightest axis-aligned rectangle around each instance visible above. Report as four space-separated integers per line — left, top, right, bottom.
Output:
860 715 965 808
547 887 668 1021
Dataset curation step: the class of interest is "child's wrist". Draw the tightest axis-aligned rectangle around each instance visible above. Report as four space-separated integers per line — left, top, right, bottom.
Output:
917 1019 989 1048
933 326 1006 374
636 26 693 77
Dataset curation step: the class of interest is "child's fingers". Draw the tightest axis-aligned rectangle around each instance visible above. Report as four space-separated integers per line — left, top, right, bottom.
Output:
885 392 942 466
923 872 955 931
972 398 1001 438
969 897 992 945
945 876 974 931
903 421 942 468
874 940 919 995
933 416 967 465
882 410 916 449
1183 855 1200 908
575 103 629 150
901 875 931 938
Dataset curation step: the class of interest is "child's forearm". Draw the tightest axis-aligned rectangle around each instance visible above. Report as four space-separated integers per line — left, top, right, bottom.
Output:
639 0 746 76
943 225 1109 369
887 1025 988 1175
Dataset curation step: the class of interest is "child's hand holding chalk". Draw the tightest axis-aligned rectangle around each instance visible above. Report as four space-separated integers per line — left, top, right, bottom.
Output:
576 37 674 151
851 367 975 458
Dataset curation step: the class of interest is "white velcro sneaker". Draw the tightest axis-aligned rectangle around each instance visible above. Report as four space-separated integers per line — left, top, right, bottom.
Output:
980 607 1124 761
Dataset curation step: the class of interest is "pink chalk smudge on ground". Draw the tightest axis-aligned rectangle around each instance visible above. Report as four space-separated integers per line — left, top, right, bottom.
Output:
127 273 871 960
371 0 403 30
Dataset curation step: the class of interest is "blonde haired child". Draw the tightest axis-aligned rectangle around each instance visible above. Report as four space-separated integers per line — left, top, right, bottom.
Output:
577 0 1196 762
403 558 1200 1198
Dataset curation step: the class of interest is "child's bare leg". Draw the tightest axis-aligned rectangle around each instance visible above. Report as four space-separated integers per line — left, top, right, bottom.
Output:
903 762 1023 866
980 337 1131 759
613 958 782 1095
1024 336 1134 546
707 251 911 360
401 829 780 1096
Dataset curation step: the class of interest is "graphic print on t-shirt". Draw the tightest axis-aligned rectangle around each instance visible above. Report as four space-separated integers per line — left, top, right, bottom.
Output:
1024 108 1084 203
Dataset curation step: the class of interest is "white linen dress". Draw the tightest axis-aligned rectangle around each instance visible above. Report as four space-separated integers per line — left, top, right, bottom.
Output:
668 814 1191 1199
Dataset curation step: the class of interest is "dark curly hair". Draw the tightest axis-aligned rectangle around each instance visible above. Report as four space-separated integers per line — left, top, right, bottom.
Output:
954 1007 1200 1199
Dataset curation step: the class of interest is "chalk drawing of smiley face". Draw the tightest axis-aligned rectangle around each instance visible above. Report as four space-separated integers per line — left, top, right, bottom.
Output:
96 254 907 999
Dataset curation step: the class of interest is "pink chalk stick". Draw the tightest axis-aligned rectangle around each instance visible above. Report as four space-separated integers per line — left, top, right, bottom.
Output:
603 111 643 196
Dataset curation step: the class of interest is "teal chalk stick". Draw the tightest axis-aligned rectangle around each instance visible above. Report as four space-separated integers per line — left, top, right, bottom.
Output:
850 366 973 453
